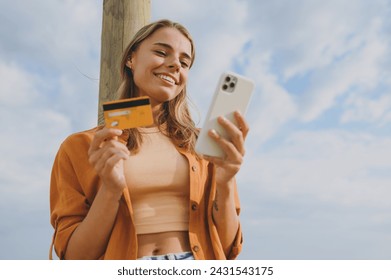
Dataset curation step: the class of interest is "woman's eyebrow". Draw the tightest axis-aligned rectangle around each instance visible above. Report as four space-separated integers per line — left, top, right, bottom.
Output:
153 42 192 60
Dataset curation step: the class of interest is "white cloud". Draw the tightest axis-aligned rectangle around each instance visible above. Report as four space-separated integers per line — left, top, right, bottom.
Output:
236 0 391 125
245 0 388 77
0 62 72 195
0 0 101 129
342 94 391 125
299 17 389 122
0 0 101 69
244 52 297 145
240 130 391 208
0 62 40 106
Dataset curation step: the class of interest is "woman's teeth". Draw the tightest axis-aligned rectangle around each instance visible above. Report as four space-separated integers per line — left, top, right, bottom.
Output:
157 74 175 84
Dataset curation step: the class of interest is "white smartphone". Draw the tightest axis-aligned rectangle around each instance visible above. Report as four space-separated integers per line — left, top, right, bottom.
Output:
195 71 254 158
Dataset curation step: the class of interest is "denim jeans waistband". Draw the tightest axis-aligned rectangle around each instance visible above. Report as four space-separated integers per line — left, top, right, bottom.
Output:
138 251 194 260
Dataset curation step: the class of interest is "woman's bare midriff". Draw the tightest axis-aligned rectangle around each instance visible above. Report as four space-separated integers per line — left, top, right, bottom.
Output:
137 231 191 258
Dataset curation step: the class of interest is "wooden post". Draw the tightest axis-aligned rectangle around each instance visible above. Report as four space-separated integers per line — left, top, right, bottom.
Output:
98 0 150 125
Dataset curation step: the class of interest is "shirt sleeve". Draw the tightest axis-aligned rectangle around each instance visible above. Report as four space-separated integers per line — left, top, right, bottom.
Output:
207 163 243 260
49 140 91 259
226 181 243 260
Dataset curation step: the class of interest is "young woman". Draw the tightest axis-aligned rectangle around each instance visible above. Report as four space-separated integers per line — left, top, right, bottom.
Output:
50 19 249 260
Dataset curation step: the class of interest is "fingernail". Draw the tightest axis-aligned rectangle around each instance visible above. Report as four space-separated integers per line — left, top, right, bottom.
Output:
210 129 218 137
219 116 227 123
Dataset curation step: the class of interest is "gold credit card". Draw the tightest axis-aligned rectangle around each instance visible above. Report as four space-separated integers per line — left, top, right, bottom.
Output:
102 96 154 129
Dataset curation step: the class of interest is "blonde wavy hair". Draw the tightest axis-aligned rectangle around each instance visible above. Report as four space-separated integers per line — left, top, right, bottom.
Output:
117 19 198 154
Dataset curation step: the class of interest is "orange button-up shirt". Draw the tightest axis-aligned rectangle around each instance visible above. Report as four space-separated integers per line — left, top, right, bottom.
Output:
50 127 243 260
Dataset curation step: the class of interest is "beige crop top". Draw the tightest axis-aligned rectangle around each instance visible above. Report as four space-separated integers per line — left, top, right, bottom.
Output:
123 126 190 235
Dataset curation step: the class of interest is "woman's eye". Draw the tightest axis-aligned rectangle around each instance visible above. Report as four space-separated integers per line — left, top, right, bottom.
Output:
155 50 166 56
181 61 189 68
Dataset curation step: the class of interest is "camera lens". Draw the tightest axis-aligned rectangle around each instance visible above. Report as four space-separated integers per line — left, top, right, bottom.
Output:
230 82 235 88
225 76 231 82
222 84 228 90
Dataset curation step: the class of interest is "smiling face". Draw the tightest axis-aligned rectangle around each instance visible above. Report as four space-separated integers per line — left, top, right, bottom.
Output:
126 27 193 108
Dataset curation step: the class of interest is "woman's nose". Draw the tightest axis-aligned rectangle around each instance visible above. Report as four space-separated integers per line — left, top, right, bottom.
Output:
167 57 181 71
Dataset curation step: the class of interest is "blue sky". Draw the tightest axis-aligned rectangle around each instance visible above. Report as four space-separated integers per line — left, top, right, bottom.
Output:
0 0 391 259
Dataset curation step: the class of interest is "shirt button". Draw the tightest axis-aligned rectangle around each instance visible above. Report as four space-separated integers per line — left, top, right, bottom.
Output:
193 245 200 252
191 165 197 172
191 203 198 211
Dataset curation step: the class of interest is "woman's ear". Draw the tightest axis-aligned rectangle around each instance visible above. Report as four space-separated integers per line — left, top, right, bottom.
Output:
125 57 132 69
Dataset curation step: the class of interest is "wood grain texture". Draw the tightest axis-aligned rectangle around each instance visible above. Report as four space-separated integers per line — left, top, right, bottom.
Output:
98 0 150 125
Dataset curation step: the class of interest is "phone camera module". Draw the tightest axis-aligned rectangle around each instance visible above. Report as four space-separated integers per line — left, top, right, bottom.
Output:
222 75 237 93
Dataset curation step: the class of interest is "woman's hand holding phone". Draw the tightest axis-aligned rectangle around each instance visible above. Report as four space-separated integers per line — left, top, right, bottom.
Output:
195 72 254 159
203 111 250 184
